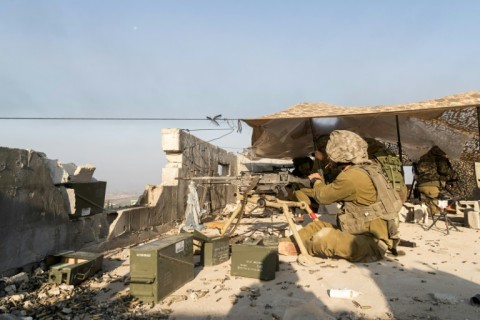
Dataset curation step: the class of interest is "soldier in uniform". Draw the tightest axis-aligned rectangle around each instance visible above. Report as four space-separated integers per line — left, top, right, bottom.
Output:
293 134 340 210
279 130 403 262
415 146 457 216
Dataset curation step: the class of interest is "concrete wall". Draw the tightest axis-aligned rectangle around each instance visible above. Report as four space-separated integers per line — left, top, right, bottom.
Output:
0 129 240 275
107 129 239 239
0 147 109 275
161 128 238 213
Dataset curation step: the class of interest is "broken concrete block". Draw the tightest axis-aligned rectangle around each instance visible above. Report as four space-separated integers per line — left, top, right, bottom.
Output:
7 272 29 286
45 159 70 184
162 167 180 186
70 164 96 183
456 200 480 215
162 128 182 152
464 210 480 229
399 203 428 224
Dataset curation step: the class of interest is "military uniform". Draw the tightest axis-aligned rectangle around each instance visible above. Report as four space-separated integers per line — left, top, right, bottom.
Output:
416 146 456 215
296 166 392 262
289 130 402 263
294 135 340 207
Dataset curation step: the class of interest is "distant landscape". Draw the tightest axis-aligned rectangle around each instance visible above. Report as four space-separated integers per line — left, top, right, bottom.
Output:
104 193 141 208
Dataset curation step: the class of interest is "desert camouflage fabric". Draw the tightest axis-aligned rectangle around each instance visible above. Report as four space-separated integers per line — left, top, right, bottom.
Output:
242 91 480 162
326 130 370 164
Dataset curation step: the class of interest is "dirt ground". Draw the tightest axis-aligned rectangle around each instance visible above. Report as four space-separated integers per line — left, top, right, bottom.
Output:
1 209 480 320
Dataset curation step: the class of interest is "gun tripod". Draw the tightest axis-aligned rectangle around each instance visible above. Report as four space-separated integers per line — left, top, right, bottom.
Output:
220 190 317 266
425 202 461 235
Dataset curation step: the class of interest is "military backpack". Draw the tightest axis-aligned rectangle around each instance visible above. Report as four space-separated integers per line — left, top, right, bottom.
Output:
372 154 405 193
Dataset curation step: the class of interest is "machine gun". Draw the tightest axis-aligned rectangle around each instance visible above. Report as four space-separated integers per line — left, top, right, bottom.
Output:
235 171 310 196
186 171 317 265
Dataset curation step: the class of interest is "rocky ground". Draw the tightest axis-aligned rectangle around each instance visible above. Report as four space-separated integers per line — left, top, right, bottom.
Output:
1 209 480 320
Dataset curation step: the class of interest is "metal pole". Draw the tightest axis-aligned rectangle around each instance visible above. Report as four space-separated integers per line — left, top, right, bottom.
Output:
395 115 403 163
309 118 318 152
476 107 480 150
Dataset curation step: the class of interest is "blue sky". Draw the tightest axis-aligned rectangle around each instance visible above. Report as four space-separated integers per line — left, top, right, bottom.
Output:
1 1 479 193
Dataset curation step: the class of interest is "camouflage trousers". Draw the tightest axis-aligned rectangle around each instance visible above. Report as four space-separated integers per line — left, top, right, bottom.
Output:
417 185 440 216
296 220 389 263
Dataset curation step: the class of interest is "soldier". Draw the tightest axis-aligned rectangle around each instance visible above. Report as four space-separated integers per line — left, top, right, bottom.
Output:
311 134 341 184
293 134 340 210
279 130 404 262
415 146 457 216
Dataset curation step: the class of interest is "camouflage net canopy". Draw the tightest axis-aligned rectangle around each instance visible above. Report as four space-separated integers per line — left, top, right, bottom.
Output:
243 91 480 162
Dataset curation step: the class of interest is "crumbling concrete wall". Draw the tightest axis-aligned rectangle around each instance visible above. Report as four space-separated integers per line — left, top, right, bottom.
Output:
161 128 238 213
0 147 109 275
107 129 239 239
0 129 239 275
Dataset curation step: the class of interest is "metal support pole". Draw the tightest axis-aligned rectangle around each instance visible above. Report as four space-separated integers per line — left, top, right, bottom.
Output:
476 107 480 150
395 115 403 163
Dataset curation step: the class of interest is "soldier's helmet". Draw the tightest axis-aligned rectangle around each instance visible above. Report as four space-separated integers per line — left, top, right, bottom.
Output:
326 130 370 164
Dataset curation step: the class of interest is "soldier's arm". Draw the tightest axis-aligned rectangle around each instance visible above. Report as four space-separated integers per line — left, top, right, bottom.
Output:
311 172 356 205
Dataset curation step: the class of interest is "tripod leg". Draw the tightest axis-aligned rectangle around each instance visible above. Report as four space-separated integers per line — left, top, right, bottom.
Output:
445 216 461 232
426 214 440 230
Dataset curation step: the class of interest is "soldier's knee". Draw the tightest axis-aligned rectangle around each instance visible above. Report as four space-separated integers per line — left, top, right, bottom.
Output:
312 227 334 241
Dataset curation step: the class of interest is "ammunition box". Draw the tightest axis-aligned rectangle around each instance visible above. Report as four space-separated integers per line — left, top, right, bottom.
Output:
193 230 230 266
261 235 280 272
230 237 279 281
130 234 194 303
202 238 230 266
47 251 103 285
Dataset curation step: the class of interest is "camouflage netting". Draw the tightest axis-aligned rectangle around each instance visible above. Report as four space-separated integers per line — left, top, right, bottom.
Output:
243 91 480 161
242 91 480 199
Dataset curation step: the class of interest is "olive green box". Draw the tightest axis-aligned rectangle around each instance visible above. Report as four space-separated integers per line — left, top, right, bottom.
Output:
193 230 230 266
130 234 194 303
47 251 103 285
201 237 230 266
230 237 279 281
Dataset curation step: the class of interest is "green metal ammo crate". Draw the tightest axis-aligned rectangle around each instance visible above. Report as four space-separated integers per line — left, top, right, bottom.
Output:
47 251 103 285
230 236 279 281
130 234 194 303
193 230 230 266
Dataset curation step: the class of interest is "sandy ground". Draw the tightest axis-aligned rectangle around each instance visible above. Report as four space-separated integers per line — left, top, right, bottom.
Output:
2 209 479 320
96 210 480 320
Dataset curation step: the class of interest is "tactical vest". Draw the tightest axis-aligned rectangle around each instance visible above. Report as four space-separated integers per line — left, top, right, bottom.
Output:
337 164 403 237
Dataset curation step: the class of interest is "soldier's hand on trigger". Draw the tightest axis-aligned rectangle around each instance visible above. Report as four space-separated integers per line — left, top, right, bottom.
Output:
314 150 324 161
308 172 323 180
308 172 323 188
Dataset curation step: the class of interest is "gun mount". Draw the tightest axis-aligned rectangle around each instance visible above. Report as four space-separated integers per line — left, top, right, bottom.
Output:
184 171 317 266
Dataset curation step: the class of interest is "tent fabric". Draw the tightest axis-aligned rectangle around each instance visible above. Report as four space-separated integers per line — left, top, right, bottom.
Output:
242 91 480 161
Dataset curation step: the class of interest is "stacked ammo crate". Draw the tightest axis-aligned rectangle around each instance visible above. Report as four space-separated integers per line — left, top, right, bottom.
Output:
129 234 194 303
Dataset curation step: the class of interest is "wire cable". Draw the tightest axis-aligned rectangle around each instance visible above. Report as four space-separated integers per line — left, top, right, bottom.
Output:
0 116 241 121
